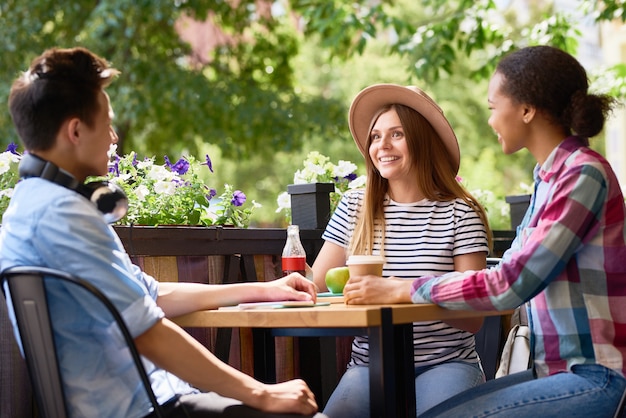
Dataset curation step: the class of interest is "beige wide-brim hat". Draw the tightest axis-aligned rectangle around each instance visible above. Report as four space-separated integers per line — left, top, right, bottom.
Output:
348 84 460 173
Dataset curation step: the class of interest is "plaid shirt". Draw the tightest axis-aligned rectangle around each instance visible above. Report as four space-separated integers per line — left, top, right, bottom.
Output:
411 136 626 377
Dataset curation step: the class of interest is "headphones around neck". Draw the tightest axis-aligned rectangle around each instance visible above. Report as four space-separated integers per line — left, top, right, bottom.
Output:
18 153 128 224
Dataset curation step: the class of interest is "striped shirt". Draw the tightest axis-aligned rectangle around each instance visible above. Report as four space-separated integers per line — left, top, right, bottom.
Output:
323 189 489 368
411 136 626 377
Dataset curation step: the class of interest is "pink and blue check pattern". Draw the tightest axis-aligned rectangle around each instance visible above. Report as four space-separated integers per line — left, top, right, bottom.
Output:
411 136 626 377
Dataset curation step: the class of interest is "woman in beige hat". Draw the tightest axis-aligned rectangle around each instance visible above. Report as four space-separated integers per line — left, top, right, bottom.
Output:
312 83 491 416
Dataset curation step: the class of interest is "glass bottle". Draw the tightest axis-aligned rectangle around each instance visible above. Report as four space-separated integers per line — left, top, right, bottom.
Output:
282 224 306 276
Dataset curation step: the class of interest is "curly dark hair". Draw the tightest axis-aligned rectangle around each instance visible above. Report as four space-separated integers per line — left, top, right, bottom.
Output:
8 47 120 151
496 45 616 138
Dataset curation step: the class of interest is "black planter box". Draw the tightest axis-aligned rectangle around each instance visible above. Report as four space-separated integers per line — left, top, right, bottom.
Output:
505 194 531 230
287 182 335 230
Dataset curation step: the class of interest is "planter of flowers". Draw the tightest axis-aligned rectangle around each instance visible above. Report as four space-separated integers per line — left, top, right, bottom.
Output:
106 146 260 228
276 151 366 229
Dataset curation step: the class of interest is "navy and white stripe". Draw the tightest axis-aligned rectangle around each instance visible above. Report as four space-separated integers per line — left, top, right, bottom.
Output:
323 189 489 368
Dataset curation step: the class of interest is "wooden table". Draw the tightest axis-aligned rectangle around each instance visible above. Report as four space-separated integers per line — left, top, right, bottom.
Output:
174 301 507 418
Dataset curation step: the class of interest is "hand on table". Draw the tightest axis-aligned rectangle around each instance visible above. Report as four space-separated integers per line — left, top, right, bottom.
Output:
343 275 413 304
266 273 319 302
249 378 319 415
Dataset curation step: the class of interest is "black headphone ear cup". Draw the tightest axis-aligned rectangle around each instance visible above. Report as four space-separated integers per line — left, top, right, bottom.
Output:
79 182 129 224
19 154 128 223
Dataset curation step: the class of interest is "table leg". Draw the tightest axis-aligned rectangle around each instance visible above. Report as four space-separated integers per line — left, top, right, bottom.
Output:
368 308 415 418
368 307 397 418
395 322 415 416
252 328 276 383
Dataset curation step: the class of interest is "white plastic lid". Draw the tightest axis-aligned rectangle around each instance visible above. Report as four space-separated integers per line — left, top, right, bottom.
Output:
346 255 385 265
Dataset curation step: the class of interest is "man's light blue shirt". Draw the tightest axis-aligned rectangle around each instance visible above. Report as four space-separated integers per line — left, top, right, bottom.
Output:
1 178 194 418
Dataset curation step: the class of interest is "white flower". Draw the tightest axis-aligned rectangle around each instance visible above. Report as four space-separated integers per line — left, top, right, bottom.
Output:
135 184 150 201
154 180 177 195
147 165 176 182
107 144 118 159
294 168 316 184
348 175 367 189
137 159 153 170
303 160 327 176
0 151 19 175
276 192 291 212
0 188 14 198
114 173 133 183
333 160 358 178
0 160 11 176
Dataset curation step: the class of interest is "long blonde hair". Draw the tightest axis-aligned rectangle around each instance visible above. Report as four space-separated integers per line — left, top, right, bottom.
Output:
349 104 492 255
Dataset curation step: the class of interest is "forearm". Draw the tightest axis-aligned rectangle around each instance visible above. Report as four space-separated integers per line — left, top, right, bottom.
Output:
136 319 267 406
157 282 275 317
157 276 316 317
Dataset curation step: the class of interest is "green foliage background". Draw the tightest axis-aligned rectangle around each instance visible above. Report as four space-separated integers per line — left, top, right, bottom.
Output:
1 0 624 229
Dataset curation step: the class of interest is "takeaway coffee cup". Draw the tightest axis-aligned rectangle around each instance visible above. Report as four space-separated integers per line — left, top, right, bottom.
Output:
346 255 385 277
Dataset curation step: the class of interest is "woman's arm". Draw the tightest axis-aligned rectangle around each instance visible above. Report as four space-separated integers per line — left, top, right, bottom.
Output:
311 241 348 292
344 252 487 333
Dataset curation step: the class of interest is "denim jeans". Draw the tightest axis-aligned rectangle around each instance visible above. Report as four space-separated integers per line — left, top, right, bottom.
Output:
322 361 484 417
419 364 626 418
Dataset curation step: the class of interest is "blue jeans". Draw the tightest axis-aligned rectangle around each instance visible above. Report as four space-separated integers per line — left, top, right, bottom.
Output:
322 361 484 417
419 364 626 417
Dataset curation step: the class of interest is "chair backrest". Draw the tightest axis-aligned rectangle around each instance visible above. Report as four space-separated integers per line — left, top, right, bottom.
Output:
1 266 164 418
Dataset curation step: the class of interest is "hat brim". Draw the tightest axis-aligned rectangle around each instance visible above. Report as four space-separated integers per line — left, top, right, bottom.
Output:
348 84 460 173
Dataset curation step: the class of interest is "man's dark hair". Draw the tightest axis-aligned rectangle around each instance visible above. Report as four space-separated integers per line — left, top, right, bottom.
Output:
8 47 120 151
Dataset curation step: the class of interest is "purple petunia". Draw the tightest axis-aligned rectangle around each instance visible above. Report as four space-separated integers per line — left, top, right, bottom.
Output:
207 188 217 201
5 142 19 155
109 155 120 176
164 155 190 175
202 154 214 173
231 190 246 207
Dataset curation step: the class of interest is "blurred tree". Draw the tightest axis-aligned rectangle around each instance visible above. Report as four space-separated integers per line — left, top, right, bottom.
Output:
290 0 626 86
2 0 624 157
0 0 623 228
0 0 347 158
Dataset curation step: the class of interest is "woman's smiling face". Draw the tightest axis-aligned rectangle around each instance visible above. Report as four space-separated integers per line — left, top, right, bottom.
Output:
368 108 416 182
487 72 529 155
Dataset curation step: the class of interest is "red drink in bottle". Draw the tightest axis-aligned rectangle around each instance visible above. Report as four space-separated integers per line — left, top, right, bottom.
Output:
282 225 307 277
282 255 306 276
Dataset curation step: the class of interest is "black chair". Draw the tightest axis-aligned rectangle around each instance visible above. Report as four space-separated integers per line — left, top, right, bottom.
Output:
0 266 165 418
474 257 505 380
474 315 503 381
